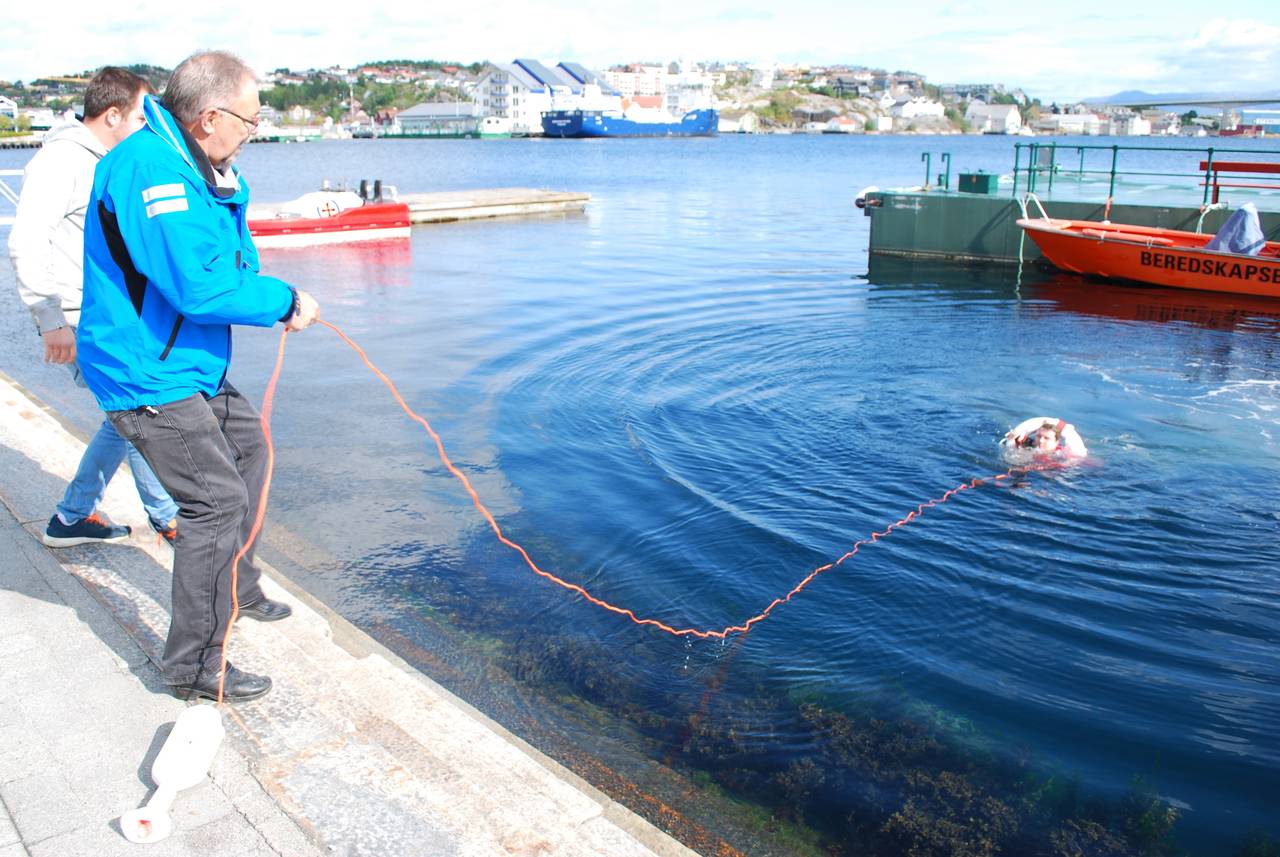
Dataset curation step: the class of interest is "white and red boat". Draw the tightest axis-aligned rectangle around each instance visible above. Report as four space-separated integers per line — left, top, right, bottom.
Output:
248 190 411 249
1018 214 1280 298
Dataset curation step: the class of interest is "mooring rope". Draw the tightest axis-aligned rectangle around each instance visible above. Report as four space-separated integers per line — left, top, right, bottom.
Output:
217 320 1043 699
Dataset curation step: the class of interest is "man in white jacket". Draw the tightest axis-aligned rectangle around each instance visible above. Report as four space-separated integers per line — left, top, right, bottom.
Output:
8 67 180 547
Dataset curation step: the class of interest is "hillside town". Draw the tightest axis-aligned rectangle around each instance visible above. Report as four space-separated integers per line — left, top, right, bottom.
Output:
2 58 1275 140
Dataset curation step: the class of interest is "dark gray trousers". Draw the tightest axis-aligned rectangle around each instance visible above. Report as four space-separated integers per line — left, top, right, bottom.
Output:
109 383 268 684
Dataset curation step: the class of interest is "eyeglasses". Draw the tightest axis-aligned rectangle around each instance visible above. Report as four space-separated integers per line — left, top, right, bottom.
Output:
215 106 260 132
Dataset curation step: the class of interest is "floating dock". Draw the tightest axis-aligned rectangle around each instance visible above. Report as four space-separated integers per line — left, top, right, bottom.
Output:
400 187 589 223
249 187 591 226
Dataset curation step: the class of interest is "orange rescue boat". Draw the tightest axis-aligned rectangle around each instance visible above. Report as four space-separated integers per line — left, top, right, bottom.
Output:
1017 217 1280 298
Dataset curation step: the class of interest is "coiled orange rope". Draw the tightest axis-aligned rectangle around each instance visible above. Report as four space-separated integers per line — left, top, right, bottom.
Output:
218 321 1038 699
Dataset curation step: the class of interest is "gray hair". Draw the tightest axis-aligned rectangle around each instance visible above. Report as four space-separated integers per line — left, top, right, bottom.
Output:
161 50 257 124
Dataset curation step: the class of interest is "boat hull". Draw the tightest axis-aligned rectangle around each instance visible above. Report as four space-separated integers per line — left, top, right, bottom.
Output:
249 202 412 248
541 109 718 138
1018 218 1280 298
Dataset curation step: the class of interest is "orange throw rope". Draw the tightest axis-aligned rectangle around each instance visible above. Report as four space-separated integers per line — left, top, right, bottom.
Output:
216 320 1039 699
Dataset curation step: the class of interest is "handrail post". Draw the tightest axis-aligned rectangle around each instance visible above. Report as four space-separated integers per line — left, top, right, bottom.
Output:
1077 146 1084 177
1029 143 1038 193
1047 143 1058 193
1012 144 1021 196
1203 147 1215 205
940 152 951 190
921 152 932 189
1108 145 1119 200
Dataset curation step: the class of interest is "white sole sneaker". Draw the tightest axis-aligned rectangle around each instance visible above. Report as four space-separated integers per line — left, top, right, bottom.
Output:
42 531 132 548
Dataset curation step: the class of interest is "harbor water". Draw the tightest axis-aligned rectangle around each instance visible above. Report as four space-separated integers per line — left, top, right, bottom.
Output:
1 134 1278 855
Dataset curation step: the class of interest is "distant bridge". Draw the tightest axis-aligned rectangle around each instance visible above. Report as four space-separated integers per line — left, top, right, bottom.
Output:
1112 97 1280 109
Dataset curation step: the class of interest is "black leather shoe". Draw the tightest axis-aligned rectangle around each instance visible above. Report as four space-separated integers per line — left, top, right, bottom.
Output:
237 597 292 622
174 663 271 703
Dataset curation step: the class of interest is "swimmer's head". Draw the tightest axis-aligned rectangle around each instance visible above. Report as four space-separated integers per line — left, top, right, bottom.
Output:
1033 426 1058 452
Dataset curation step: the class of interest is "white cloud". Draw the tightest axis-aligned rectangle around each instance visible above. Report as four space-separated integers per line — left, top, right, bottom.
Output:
1167 18 1280 89
1185 17 1280 52
3 1 1279 104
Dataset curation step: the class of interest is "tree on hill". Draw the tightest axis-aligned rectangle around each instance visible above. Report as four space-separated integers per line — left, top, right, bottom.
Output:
357 59 487 75
120 64 171 90
0 115 33 134
68 64 170 89
262 72 464 122
807 85 858 100
756 90 803 127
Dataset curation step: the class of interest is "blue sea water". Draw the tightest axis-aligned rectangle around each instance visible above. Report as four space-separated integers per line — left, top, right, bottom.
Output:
2 133 1278 853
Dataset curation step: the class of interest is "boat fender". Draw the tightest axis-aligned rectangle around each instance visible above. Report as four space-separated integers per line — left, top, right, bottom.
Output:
855 186 881 209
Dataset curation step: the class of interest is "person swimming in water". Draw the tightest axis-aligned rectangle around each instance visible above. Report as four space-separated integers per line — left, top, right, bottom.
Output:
1002 417 1088 458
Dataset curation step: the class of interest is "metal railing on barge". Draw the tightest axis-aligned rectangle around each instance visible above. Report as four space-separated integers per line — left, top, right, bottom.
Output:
0 169 22 227
1011 142 1280 205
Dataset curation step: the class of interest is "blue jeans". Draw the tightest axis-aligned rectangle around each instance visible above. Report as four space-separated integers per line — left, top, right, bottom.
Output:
56 416 180 526
58 356 178 526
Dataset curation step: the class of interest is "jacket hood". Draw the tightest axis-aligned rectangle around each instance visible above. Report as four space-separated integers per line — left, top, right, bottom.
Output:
40 116 107 158
140 95 248 205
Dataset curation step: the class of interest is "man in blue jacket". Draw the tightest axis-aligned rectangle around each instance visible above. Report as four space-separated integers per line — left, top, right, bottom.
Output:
79 50 319 703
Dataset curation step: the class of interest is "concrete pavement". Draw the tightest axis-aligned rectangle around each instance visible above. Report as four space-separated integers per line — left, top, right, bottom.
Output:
0 370 696 857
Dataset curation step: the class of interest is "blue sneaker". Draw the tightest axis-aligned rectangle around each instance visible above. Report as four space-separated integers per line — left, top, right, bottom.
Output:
42 512 131 548
148 516 177 548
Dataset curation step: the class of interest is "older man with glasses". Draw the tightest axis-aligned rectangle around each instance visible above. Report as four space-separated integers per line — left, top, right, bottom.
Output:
78 50 320 703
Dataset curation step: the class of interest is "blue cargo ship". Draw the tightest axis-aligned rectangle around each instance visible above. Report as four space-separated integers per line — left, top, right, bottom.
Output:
541 108 719 138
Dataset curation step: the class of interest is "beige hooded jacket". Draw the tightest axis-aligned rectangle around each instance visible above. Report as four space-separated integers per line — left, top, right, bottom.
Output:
7 117 106 333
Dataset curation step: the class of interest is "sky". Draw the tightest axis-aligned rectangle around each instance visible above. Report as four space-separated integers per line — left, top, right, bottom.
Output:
4 0 1279 103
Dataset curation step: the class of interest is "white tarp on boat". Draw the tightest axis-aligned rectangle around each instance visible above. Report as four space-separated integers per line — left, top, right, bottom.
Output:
1206 202 1265 256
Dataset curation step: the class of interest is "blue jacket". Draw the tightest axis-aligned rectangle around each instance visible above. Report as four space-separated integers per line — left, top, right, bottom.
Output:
78 96 293 411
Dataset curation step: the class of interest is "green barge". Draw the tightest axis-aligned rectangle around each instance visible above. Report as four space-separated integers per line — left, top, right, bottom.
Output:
863 142 1280 265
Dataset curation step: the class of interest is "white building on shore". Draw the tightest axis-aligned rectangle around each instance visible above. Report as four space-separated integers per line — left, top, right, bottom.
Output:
892 96 945 120
751 65 777 89
604 65 667 98
475 62 555 135
718 109 760 133
1032 111 1103 135
395 101 482 136
1239 108 1280 133
665 65 715 115
1102 113 1152 136
964 102 1023 134
824 116 862 133
476 59 624 134
475 58 715 133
